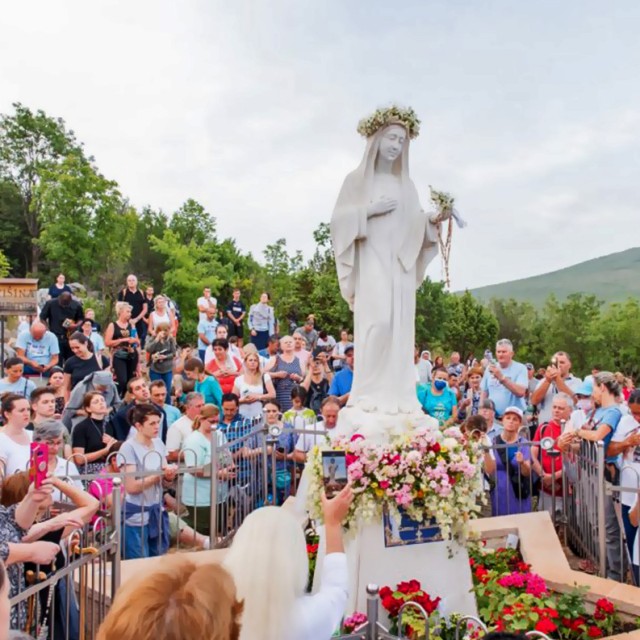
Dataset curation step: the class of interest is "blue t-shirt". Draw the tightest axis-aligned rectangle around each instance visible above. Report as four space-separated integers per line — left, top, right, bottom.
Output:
0 377 36 399
593 405 623 463
480 361 528 416
15 330 60 366
163 403 181 426
329 368 353 396
417 385 458 425
194 376 223 411
197 318 218 351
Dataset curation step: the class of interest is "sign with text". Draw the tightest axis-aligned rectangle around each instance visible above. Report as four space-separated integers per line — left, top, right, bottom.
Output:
0 279 39 316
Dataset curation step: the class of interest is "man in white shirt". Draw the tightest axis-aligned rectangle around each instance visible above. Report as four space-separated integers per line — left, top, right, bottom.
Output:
15 321 60 376
530 351 582 425
166 392 204 462
292 396 340 462
197 287 217 322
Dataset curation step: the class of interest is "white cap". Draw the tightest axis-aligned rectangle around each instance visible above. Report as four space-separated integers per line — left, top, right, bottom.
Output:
503 406 523 420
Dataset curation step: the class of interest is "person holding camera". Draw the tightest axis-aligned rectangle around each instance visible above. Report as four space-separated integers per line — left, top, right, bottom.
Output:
530 351 582 425
145 323 177 403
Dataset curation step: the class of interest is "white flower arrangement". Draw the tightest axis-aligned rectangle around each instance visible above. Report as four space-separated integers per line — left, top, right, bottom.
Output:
429 186 455 215
305 425 485 545
357 105 421 140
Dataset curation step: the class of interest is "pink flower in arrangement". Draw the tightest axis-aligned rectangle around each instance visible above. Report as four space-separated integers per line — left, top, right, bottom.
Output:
348 460 364 481
525 573 548 598
379 480 390 490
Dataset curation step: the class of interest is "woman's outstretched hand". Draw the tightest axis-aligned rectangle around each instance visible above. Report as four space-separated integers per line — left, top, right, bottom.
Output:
321 485 353 527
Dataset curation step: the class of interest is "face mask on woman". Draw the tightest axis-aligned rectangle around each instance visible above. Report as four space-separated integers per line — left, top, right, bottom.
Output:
433 379 448 391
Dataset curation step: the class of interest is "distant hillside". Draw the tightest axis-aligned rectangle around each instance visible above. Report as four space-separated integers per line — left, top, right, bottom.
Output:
468 247 640 306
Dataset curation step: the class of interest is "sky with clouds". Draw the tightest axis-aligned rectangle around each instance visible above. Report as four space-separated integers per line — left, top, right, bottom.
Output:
1 0 639 290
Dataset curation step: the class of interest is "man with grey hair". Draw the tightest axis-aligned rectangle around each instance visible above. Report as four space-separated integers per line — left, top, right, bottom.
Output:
530 351 582 425
532 392 573 515
166 392 205 462
480 339 528 418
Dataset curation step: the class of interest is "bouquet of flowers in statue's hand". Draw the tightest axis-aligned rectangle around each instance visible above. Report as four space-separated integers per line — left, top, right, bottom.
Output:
380 579 441 639
305 425 484 544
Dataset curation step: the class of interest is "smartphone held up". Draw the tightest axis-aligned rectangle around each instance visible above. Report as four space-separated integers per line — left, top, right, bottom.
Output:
321 450 348 499
29 442 49 488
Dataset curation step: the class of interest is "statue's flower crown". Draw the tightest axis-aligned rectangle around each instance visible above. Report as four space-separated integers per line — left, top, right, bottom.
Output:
357 105 421 140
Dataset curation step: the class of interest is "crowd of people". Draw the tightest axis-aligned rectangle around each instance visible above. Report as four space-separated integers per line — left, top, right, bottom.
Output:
0 272 638 638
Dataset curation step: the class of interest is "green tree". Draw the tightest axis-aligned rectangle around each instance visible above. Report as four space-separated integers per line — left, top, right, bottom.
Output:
0 179 30 275
129 206 169 288
415 278 450 350
0 103 82 273
36 154 136 298
596 299 640 378
443 291 499 360
539 294 603 376
169 199 216 245
489 297 546 365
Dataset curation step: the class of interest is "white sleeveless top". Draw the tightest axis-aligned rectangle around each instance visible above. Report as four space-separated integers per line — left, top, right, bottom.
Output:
150 309 171 330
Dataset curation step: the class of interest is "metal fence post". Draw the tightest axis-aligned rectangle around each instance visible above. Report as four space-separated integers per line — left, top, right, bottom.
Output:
596 441 607 577
111 477 122 598
366 584 379 640
209 431 219 545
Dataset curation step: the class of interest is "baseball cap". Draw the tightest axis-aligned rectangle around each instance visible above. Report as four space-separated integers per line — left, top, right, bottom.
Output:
312 347 325 360
479 399 496 411
93 371 113 387
344 345 354 355
575 379 594 397
525 363 534 371
503 406 524 420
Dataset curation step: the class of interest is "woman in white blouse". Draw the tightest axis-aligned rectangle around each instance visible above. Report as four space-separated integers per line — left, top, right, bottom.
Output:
225 485 352 640
233 351 276 420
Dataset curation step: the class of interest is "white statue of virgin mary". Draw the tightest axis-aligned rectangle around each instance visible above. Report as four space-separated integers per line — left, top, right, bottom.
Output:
331 107 446 418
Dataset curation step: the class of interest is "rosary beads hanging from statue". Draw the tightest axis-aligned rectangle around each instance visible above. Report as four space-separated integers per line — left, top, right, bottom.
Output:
429 187 467 291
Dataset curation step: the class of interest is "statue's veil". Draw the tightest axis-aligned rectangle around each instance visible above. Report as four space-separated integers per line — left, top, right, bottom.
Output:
331 125 437 308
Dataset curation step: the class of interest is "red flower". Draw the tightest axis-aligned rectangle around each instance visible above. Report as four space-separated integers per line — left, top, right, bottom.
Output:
469 558 476 567
474 566 490 583
381 595 402 616
595 598 615 615
397 579 421 594
379 586 392 600
350 434 365 442
535 618 557 634
515 561 531 572
431 443 441 454
306 543 319 554
346 454 357 467
588 626 604 638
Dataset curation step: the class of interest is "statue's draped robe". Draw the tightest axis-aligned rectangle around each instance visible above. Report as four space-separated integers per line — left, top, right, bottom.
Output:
330 131 438 414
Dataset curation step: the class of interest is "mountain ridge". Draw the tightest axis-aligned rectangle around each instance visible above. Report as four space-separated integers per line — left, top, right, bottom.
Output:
467 247 640 306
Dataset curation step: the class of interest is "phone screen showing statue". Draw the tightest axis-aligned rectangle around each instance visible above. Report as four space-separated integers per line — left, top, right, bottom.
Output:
321 451 347 498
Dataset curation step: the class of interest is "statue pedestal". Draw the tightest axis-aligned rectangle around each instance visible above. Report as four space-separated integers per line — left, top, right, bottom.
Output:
339 518 477 617
333 405 440 445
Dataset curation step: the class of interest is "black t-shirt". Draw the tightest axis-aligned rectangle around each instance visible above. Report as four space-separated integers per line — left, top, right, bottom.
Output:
71 417 115 456
64 355 101 388
143 296 155 318
306 378 329 415
226 300 246 320
117 288 145 318
40 299 84 336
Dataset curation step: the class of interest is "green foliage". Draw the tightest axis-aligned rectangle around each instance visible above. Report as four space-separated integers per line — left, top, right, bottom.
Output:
169 198 216 245
0 249 10 277
129 206 169 287
0 103 83 273
416 278 450 349
443 291 499 360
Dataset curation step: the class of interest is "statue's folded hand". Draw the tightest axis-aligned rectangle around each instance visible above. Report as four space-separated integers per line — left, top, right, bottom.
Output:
367 197 397 218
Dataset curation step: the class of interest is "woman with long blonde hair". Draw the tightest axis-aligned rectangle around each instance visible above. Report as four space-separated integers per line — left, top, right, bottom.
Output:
224 485 352 640
233 352 276 420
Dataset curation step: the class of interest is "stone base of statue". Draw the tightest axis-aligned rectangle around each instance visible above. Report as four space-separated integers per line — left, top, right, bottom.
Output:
304 409 478 618
312 514 477 619
332 405 440 445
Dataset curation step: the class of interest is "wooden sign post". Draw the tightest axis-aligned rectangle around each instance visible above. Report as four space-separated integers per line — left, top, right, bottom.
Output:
0 278 39 376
